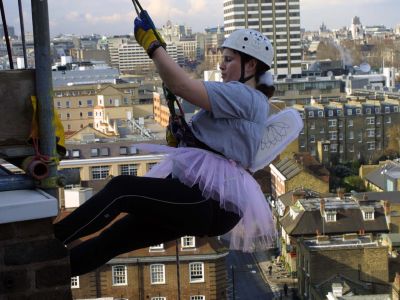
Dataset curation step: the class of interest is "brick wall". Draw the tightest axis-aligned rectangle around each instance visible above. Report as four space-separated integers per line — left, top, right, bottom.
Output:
0 218 72 299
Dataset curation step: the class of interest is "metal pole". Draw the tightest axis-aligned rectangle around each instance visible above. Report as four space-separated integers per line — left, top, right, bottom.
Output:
31 0 58 198
231 265 235 300
18 0 28 68
0 0 13 69
175 239 181 300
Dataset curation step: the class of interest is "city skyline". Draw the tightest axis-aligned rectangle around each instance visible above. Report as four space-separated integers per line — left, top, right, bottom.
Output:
2 0 400 36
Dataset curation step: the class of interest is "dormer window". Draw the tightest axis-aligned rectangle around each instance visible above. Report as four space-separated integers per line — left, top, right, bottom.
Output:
181 236 196 248
149 244 164 251
361 207 375 220
325 210 337 222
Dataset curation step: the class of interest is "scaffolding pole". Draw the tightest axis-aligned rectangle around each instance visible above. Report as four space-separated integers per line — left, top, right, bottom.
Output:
31 0 58 198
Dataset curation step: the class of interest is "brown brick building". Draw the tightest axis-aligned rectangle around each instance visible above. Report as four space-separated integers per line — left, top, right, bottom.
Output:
70 236 229 300
297 235 390 299
270 152 330 200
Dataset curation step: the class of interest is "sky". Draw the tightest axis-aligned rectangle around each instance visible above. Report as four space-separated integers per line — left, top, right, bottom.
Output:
2 0 399 36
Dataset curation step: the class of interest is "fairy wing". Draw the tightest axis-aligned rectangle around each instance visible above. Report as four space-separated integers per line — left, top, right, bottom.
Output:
249 108 303 173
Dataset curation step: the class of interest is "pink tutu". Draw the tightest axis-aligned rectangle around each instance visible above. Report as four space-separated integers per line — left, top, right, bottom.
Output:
136 144 276 252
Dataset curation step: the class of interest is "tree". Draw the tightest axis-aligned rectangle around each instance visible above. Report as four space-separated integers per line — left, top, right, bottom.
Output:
386 125 400 155
343 175 366 192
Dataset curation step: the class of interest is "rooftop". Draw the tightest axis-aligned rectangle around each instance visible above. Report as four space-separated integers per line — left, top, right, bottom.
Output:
303 235 379 250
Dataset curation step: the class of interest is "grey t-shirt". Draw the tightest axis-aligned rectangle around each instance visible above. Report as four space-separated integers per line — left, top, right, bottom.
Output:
190 81 269 169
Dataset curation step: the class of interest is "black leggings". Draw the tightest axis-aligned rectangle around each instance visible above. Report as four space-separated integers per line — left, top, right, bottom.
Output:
54 175 240 276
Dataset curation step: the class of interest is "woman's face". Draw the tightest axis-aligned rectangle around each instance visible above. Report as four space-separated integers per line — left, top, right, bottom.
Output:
220 48 242 83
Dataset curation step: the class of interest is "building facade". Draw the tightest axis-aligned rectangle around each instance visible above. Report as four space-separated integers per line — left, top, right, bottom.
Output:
53 82 156 134
70 237 229 300
297 235 390 299
294 99 400 164
223 0 302 77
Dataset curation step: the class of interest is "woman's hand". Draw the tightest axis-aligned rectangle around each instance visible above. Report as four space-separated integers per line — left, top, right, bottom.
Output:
134 11 166 58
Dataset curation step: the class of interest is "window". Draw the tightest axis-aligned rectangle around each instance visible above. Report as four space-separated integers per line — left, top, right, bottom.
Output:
349 144 354 152
120 164 138 176
329 131 337 140
367 142 375 150
348 119 353 127
385 106 390 113
356 108 361 115
330 144 338 153
100 148 109 156
88 111 93 117
310 135 315 143
367 129 375 137
318 110 324 117
152 297 166 300
386 116 392 124
87 99 93 107
112 265 127 286
338 120 343 128
119 147 128 155
90 148 99 157
308 111 314 117
349 131 354 140
363 210 374 220
91 166 110 180
182 236 196 248
56 101 61 108
66 101 70 108
71 276 79 288
395 106 399 112
339 145 344 153
150 264 165 284
149 244 164 251
337 110 343 116
365 108 371 114
375 107 380 113
366 117 375 125
78 100 82 107
189 262 204 283
147 162 157 171
190 296 205 300
325 211 336 222
310 121 315 130
328 110 333 117
323 145 329 152
66 113 71 119
328 119 337 127
72 150 80 158
347 109 352 116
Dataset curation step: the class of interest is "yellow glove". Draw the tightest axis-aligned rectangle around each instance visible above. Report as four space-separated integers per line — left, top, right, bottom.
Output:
134 11 166 57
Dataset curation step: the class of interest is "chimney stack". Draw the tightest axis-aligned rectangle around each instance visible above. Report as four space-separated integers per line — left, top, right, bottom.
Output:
384 200 391 216
292 189 306 204
320 199 325 215
336 187 345 199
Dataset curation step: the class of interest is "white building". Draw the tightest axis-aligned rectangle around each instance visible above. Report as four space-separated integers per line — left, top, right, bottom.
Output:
223 0 302 78
108 36 179 72
350 16 364 40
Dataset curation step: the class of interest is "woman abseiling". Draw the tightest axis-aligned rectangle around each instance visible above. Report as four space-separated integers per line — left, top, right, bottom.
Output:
54 11 298 276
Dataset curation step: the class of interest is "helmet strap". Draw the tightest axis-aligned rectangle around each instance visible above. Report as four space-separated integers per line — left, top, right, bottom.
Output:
238 52 255 83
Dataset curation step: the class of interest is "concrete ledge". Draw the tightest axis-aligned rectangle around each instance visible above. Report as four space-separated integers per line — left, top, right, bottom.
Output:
0 189 58 224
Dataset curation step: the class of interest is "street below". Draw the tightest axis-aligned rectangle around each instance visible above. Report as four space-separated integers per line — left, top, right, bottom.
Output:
226 249 275 300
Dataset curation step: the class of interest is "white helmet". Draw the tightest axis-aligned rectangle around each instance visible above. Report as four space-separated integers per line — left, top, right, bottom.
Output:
222 29 274 68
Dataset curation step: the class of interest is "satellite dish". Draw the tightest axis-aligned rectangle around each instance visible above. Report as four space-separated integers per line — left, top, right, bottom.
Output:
327 71 334 77
360 63 371 73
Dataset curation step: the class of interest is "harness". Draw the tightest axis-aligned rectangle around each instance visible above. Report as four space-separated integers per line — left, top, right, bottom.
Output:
163 85 221 154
